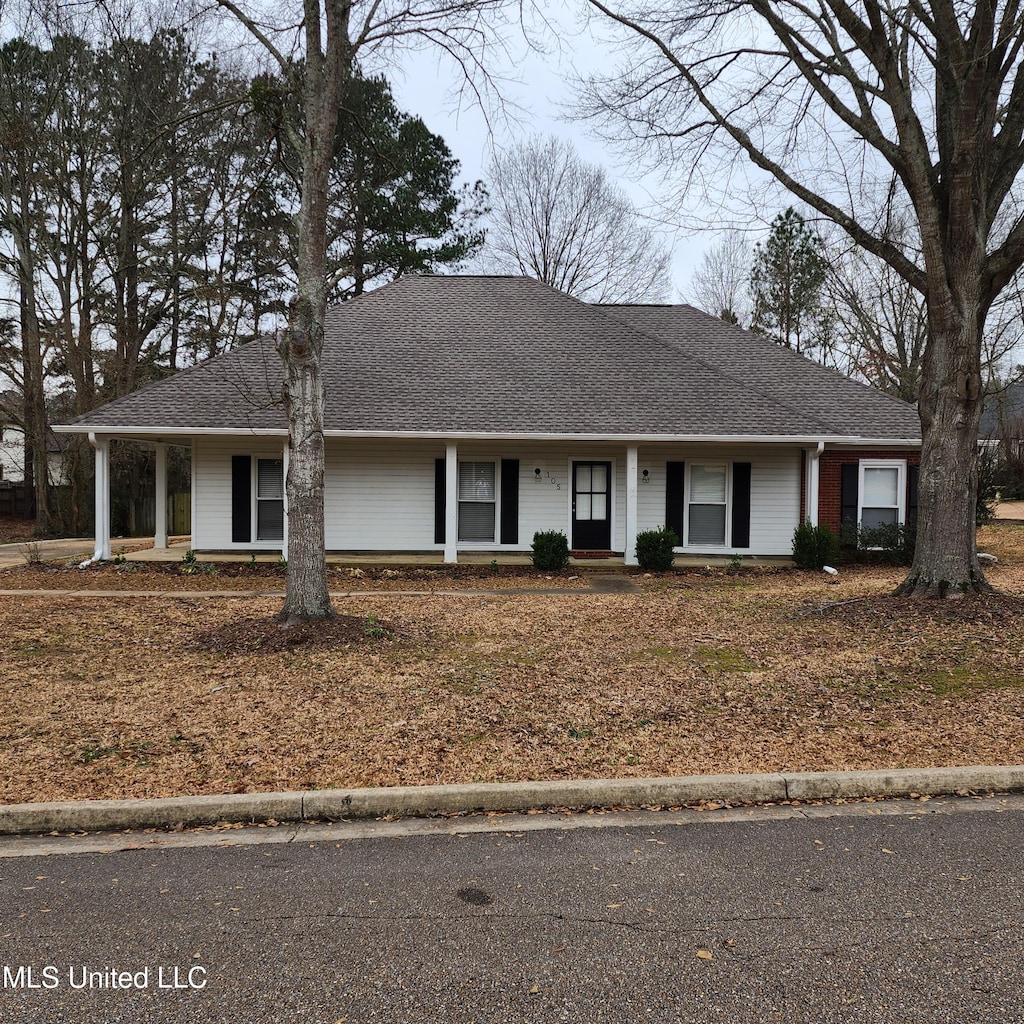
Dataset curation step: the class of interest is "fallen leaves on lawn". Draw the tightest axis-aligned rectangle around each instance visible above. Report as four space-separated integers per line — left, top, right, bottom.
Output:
1 549 1024 804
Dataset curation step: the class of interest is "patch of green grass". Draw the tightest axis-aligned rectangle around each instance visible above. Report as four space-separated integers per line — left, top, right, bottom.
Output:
691 643 757 673
363 614 389 639
437 662 492 695
640 645 684 663
922 663 1024 696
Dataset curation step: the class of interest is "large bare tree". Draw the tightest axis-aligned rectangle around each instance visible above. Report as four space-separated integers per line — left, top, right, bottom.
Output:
215 0 507 622
584 0 1024 597
481 134 672 302
687 231 753 326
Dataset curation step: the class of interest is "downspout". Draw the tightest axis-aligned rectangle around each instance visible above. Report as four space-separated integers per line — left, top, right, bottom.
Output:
807 441 825 525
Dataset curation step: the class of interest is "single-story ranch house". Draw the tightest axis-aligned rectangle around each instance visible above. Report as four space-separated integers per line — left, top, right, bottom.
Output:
56 274 921 564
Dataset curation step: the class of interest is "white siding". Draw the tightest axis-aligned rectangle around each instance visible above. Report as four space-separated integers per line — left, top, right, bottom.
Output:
324 440 439 549
193 439 288 550
636 444 801 556
192 437 801 555
0 425 23 482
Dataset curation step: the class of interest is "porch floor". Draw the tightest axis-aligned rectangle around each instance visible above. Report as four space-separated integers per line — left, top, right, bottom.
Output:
125 539 793 569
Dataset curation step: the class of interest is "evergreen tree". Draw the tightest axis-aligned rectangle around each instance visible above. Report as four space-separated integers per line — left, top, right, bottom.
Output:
750 208 829 357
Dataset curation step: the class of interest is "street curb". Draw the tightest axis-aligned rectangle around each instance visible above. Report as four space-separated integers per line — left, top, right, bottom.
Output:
2 765 1023 836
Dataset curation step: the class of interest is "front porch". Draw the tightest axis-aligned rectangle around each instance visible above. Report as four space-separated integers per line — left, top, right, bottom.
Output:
123 538 792 569
86 435 811 565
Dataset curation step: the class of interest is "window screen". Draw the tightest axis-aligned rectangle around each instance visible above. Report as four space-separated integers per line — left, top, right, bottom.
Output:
688 464 727 545
861 465 900 530
458 462 495 541
256 459 284 541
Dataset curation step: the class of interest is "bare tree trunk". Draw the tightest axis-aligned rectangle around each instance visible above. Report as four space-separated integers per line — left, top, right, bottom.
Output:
278 295 333 621
896 281 990 596
275 0 351 623
19 255 52 534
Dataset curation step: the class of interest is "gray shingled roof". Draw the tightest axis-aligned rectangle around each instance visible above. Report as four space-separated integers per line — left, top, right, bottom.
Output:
60 275 921 440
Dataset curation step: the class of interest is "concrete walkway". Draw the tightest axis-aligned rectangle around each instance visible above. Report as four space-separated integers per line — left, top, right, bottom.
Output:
994 500 1024 521
0 536 142 571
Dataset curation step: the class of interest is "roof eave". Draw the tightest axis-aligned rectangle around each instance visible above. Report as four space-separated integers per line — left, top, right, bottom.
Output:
52 424 921 446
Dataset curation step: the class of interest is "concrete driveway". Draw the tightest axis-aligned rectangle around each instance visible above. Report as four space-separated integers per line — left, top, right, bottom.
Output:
0 536 145 571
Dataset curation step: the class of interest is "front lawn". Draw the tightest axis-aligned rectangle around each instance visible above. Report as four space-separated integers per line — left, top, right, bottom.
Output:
2 527 1023 803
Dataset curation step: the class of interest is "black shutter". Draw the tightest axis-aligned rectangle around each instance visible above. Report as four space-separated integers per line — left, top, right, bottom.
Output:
231 455 251 543
731 462 752 548
840 463 859 546
434 458 446 544
500 459 519 544
666 461 685 545
907 463 919 521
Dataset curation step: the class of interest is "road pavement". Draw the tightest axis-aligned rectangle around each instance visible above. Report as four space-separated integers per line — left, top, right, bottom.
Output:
1 796 1022 1023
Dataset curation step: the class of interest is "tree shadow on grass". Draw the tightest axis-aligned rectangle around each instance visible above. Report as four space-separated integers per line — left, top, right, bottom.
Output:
193 613 395 654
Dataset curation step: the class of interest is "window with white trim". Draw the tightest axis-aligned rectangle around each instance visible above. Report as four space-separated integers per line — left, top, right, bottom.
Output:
859 460 905 531
256 458 284 541
688 463 728 545
458 461 496 541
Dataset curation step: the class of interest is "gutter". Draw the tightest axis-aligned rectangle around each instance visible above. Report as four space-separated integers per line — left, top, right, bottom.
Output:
49 424 922 446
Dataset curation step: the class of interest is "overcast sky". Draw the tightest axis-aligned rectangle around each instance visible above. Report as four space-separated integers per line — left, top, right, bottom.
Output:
387 4 724 299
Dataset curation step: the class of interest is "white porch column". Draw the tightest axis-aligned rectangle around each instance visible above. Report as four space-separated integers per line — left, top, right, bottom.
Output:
625 446 639 565
189 440 197 548
444 443 458 564
154 442 168 549
806 442 824 525
282 443 290 559
89 433 111 561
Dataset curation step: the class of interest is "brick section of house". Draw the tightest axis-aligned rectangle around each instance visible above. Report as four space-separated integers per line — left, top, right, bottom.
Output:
817 449 921 535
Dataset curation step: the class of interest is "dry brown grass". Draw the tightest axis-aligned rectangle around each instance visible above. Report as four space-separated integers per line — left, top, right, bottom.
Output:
2 526 1024 804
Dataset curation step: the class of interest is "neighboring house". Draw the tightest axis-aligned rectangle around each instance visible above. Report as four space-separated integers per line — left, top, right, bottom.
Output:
55 275 921 562
0 391 70 488
980 384 1024 444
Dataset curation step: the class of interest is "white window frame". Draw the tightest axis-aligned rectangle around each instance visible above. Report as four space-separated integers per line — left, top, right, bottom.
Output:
684 462 731 548
858 459 906 541
457 459 499 546
255 457 285 543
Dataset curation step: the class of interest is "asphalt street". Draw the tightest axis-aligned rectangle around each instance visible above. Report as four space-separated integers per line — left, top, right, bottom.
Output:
1 798 1022 1023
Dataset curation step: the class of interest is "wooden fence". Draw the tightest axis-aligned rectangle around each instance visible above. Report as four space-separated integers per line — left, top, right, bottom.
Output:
129 492 191 537
0 483 31 519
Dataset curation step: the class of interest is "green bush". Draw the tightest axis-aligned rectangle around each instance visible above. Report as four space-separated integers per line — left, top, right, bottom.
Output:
791 521 839 570
635 527 678 571
531 530 570 571
856 517 916 565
